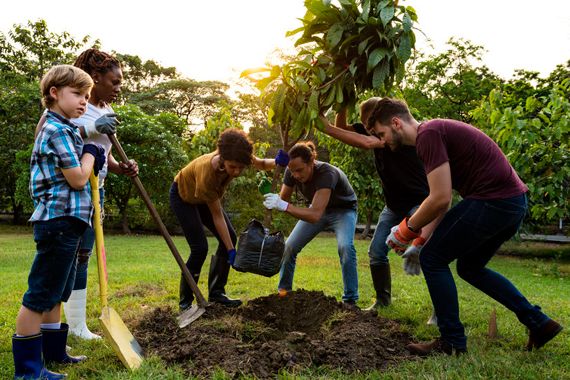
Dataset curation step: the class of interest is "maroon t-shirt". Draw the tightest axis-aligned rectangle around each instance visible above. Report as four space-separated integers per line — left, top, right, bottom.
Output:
416 119 527 200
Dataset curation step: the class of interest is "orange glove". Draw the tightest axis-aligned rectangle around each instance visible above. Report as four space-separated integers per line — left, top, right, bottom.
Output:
386 218 422 253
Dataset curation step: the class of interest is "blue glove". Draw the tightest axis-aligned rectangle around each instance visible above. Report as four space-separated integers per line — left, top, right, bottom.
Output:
227 248 237 266
82 143 106 176
275 149 290 167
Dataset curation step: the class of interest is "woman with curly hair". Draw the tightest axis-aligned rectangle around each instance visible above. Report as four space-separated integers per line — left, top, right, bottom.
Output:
170 128 289 310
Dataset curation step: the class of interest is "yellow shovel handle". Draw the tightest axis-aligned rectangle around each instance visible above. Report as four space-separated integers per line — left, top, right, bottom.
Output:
90 172 108 308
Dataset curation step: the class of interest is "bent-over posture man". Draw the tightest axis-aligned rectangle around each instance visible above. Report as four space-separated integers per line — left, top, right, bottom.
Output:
368 97 563 355
320 99 434 310
264 141 359 306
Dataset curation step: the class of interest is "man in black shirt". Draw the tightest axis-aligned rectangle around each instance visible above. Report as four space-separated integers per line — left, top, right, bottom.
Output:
320 98 434 311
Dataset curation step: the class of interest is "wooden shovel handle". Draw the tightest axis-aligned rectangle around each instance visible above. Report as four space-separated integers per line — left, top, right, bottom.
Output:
263 164 284 227
108 134 207 307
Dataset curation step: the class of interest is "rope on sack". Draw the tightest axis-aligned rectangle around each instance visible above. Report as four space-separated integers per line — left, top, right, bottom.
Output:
257 233 268 269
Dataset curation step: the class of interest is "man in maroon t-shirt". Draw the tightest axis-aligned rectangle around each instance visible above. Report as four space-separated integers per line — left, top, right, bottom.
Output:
367 97 562 355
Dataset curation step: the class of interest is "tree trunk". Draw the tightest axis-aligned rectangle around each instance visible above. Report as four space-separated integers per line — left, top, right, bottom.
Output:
120 207 131 234
11 200 24 225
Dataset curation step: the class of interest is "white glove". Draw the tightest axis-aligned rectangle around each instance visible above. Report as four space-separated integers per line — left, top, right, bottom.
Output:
401 237 425 276
263 193 289 211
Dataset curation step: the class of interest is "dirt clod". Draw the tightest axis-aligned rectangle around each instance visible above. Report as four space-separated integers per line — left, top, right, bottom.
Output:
133 289 414 378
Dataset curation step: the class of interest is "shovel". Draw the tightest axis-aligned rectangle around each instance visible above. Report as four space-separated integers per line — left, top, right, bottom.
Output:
108 134 207 328
90 172 144 370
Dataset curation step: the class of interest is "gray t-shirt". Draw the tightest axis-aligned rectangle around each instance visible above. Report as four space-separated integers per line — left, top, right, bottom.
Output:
283 161 357 210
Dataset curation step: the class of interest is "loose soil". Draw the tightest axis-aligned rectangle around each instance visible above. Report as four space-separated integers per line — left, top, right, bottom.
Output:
133 290 415 378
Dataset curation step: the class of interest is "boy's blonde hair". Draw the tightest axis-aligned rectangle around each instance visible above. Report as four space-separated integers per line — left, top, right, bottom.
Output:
40 65 93 108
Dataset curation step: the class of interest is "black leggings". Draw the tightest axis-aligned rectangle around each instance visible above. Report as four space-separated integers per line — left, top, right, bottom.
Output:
169 182 237 274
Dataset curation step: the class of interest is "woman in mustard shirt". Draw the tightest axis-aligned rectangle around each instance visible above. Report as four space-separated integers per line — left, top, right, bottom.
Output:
170 128 289 309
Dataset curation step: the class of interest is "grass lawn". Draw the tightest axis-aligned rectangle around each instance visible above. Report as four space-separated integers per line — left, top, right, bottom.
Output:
1 224 569 379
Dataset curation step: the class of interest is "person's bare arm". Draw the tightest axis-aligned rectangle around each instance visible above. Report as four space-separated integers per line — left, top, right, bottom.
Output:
283 188 331 224
252 156 276 171
61 155 96 190
407 162 452 231
320 115 384 149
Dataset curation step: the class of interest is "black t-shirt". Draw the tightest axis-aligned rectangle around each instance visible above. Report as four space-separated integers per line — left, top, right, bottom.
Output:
353 123 428 214
283 161 357 210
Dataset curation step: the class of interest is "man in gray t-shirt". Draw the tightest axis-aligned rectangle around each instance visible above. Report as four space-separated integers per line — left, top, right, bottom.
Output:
263 142 359 306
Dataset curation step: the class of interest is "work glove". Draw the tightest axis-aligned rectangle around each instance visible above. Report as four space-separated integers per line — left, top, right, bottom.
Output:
119 159 139 177
386 218 421 254
402 236 426 276
84 113 119 137
227 248 237 266
263 193 289 211
82 143 106 176
274 149 290 167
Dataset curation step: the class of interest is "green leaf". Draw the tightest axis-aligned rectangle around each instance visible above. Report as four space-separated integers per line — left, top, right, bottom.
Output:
397 33 412 62
406 6 418 21
323 86 337 107
358 36 372 55
326 23 344 49
335 83 344 104
361 0 371 22
267 107 275 127
349 58 358 76
285 26 305 37
367 48 388 73
380 6 395 26
239 67 271 78
372 59 389 88
402 12 412 32
308 90 319 113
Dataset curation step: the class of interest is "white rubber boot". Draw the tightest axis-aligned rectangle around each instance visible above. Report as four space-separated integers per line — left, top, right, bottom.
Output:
63 288 101 340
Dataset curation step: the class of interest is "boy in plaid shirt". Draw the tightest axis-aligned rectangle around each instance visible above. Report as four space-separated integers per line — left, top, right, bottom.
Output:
12 65 112 379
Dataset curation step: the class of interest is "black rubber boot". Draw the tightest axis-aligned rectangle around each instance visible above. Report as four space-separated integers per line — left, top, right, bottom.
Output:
179 272 200 311
12 333 66 379
208 255 242 307
42 323 87 364
365 263 392 310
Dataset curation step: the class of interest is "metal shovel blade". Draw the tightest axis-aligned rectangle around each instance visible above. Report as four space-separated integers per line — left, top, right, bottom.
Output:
100 306 144 370
177 305 207 328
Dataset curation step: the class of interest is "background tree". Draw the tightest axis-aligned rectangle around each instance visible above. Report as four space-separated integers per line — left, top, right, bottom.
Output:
0 20 93 223
129 78 230 131
116 53 177 101
400 37 502 122
104 104 188 233
472 75 570 230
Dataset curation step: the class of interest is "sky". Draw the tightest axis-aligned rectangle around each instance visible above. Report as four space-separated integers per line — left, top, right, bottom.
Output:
1 0 569 85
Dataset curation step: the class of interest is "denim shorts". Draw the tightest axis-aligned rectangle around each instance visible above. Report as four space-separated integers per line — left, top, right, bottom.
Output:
22 217 87 312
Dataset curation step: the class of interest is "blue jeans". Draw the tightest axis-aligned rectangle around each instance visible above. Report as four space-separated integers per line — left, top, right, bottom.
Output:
369 206 418 265
23 217 86 312
278 208 359 302
420 194 549 349
74 188 104 290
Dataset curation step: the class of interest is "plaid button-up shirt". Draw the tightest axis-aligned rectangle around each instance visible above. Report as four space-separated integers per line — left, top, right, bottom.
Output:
29 111 93 226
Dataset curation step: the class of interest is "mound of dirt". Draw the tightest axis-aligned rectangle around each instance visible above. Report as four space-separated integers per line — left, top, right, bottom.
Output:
133 289 414 378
